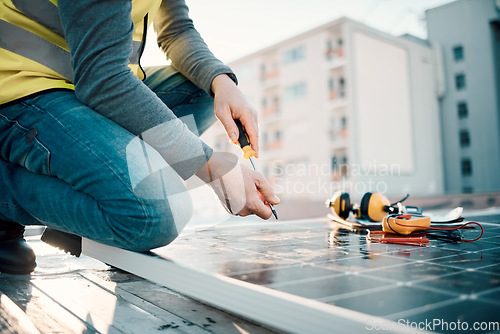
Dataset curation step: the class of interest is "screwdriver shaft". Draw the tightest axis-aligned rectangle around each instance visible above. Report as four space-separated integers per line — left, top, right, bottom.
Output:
249 156 257 171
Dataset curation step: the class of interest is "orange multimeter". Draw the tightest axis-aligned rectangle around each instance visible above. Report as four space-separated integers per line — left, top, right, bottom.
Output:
382 214 431 235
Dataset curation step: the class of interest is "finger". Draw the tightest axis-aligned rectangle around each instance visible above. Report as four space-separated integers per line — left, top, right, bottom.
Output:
215 106 239 143
239 175 274 219
257 207 273 220
246 198 273 220
235 197 271 219
254 176 280 205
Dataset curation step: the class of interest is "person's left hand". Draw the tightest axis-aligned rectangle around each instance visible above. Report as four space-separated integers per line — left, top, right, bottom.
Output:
211 74 260 157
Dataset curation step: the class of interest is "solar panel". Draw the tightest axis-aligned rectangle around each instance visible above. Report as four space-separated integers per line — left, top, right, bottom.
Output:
151 214 500 333
83 211 500 333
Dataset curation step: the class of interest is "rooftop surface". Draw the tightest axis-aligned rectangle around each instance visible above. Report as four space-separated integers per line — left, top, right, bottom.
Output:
1 204 500 333
1 231 276 334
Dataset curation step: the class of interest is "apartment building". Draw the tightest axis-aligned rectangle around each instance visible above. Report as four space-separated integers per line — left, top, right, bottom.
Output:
426 0 500 194
202 17 444 201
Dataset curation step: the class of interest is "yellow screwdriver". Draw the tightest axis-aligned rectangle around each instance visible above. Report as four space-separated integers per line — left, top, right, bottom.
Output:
234 119 278 219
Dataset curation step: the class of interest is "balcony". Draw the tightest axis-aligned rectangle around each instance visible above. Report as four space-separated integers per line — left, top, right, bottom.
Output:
329 128 348 150
263 140 283 152
260 69 280 81
327 89 347 105
261 106 280 117
259 69 280 88
326 47 346 69
326 47 344 59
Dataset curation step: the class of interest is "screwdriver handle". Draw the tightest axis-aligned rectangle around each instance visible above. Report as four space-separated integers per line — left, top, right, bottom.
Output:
234 119 256 159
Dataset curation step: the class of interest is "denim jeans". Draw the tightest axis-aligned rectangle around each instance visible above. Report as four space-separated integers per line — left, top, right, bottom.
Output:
0 66 216 251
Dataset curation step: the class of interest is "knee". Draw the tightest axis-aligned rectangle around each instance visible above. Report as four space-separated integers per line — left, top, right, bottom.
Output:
115 137 194 251
129 167 194 250
111 190 193 252
136 192 193 251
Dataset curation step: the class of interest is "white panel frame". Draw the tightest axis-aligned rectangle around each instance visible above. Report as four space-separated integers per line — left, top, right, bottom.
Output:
82 238 426 334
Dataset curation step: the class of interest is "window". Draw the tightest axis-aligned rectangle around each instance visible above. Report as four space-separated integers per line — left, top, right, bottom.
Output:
453 45 464 62
329 118 336 139
329 117 335 130
457 101 468 119
273 96 280 113
328 77 335 91
260 61 279 80
331 156 338 170
331 155 348 178
283 45 306 64
459 129 470 147
326 40 334 60
326 39 333 51
461 158 472 176
340 156 348 176
455 73 466 90
339 77 346 97
341 116 347 129
326 38 344 59
328 78 336 99
262 132 268 145
284 82 307 100
275 130 282 141
262 95 279 115
462 186 473 193
336 39 344 57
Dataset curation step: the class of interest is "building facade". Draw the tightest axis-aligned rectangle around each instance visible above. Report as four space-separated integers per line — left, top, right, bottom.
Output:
426 0 500 194
202 17 445 201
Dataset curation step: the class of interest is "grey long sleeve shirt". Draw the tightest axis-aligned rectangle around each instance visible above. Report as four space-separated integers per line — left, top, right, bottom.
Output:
58 0 236 179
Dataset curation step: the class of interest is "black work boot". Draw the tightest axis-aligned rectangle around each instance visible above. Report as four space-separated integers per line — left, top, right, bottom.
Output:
0 221 36 275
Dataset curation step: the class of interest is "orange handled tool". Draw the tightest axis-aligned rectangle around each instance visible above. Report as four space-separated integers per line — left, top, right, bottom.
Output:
234 119 278 219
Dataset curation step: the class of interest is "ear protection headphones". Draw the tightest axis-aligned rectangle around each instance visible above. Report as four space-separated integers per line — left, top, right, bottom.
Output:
327 191 422 222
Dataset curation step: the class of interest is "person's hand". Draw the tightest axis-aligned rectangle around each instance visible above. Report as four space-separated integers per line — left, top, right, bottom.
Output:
211 74 260 157
196 153 280 219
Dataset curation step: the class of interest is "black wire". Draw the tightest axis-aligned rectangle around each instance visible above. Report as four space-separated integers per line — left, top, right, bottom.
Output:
390 194 410 206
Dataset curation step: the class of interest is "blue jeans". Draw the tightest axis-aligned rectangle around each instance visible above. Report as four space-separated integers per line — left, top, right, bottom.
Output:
0 66 216 251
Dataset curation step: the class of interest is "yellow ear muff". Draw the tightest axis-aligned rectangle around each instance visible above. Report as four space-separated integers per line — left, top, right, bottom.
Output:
360 192 391 222
329 191 351 219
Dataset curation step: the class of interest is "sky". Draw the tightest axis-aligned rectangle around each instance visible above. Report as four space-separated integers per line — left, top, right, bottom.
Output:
142 0 455 66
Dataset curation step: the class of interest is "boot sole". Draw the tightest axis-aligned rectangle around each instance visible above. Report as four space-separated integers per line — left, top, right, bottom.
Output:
41 229 82 257
0 262 36 275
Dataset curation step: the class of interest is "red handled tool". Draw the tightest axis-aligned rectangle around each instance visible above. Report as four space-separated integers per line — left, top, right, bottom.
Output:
367 230 429 246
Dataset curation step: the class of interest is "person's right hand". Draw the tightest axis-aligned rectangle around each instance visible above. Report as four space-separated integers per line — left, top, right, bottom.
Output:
211 74 260 158
196 153 279 219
